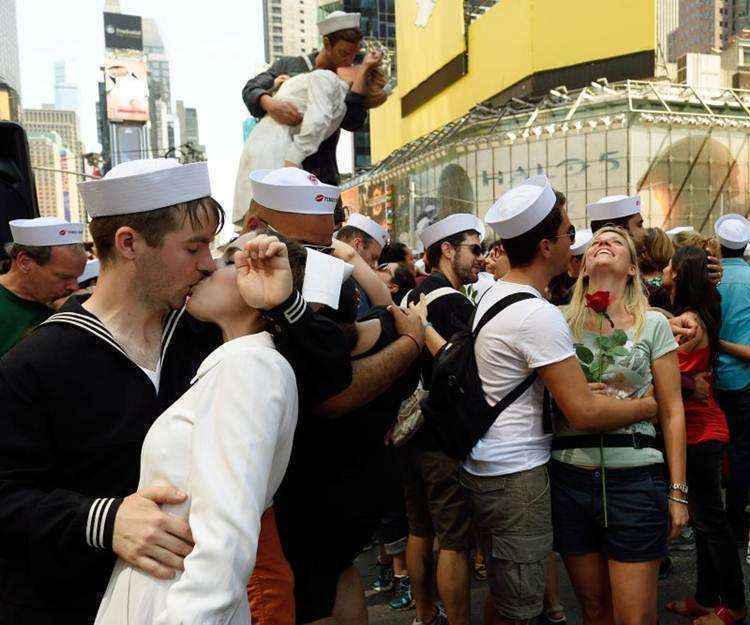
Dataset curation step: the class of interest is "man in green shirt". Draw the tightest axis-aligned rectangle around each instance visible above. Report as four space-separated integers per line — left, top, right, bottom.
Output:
0 217 86 356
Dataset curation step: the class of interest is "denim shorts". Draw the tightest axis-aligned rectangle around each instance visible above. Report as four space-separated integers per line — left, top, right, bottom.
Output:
550 460 668 562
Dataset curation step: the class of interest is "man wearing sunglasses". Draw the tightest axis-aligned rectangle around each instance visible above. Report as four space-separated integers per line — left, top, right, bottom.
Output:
402 213 484 625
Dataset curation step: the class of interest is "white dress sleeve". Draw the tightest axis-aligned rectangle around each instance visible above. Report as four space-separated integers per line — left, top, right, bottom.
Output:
155 348 298 625
284 70 347 165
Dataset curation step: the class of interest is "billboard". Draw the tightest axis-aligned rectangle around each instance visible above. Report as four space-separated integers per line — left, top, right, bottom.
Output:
104 57 149 123
397 1 465 97
104 12 143 51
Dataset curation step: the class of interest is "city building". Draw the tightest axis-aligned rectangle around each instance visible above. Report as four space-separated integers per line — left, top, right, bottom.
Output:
346 0 671 241
22 107 84 171
318 0 396 170
262 0 319 64
27 132 64 220
0 0 21 121
175 100 205 160
677 52 724 87
722 31 750 86
657 0 680 72
53 60 81 112
668 0 731 62
143 17 175 157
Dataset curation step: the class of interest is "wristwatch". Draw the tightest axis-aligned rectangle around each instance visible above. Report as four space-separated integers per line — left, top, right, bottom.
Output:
670 482 688 495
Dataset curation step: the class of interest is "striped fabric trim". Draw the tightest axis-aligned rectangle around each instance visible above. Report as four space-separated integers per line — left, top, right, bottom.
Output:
283 292 306 325
41 313 129 360
86 497 116 549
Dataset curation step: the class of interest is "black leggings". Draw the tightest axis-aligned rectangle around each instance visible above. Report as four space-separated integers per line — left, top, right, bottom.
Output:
687 440 746 611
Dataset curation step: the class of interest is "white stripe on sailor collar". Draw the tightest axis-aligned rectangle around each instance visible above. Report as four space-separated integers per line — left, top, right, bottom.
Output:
40 306 186 370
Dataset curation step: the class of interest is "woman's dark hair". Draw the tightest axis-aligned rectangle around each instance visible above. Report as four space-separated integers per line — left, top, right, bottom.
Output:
380 241 410 263
502 195 565 268
671 245 723 367
393 262 416 291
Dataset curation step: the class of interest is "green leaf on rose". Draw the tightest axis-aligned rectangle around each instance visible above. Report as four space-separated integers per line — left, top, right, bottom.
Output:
610 346 629 358
612 329 628 346
594 335 612 350
576 345 594 364
580 363 595 382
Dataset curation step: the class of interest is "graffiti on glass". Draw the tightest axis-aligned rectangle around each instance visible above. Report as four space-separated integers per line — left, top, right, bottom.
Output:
480 151 621 186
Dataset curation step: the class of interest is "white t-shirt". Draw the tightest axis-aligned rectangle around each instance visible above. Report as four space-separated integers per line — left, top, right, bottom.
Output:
463 281 575 477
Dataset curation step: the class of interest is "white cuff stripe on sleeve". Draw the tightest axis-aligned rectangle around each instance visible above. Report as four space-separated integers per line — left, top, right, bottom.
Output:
86 497 115 549
283 292 306 324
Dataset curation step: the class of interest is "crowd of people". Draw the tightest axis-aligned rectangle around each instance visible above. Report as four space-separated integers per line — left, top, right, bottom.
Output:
1 8 749 625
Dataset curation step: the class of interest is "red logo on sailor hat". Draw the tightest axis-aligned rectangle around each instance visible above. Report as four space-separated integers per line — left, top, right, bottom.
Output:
315 194 337 203
59 229 67 236
635 198 641 207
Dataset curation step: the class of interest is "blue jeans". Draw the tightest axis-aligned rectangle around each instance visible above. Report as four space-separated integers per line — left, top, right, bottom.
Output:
716 387 750 544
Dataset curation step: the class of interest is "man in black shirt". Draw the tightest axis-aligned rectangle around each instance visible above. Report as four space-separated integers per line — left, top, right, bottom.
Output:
0 159 353 624
404 213 485 625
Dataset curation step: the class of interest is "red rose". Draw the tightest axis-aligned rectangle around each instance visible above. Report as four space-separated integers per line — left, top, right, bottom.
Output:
585 290 611 315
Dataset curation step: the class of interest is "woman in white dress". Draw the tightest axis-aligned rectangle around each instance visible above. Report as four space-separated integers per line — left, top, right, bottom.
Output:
95 234 300 625
233 52 388 225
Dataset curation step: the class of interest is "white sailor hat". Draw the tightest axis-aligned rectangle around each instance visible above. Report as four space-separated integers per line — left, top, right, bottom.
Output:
570 228 593 256
345 212 388 247
665 225 695 241
78 158 211 219
485 175 556 239
318 11 361 36
419 213 483 249
586 194 641 223
249 168 339 215
715 214 750 249
9 217 84 246
78 258 100 284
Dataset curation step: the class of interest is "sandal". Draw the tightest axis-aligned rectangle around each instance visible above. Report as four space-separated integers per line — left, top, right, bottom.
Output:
667 597 712 618
693 607 746 625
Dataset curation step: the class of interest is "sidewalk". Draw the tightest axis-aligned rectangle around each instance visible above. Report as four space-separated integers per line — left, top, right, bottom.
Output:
357 546 750 625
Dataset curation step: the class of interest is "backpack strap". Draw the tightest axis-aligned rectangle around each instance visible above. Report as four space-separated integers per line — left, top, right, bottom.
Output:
301 55 314 71
472 292 537 338
472 292 540 421
400 286 461 310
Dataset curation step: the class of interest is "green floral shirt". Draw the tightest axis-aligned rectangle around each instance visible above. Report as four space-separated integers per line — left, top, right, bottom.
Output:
553 310 678 468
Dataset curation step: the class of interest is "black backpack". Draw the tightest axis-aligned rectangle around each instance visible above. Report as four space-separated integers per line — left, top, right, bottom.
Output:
420 291 539 461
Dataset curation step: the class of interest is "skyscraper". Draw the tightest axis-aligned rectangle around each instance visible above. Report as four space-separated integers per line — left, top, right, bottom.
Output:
22 107 83 171
262 0 319 64
175 100 206 160
668 0 732 62
53 60 81 113
143 18 175 157
657 0 680 66
0 0 21 121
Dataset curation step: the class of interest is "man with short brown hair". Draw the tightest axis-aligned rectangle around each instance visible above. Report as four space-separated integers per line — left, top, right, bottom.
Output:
0 217 86 356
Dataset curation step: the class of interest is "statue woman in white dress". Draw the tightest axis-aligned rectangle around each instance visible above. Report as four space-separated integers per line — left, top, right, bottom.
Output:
95 234 302 625
233 52 388 225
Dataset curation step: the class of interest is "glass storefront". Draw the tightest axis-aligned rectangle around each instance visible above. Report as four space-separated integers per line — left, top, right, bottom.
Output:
345 81 750 248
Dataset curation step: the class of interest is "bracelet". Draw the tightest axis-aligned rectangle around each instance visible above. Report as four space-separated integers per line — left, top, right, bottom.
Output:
422 320 433 330
670 482 689 495
667 495 688 505
401 333 422 354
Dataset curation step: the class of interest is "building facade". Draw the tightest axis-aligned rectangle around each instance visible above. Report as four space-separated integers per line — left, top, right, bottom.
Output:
53 61 81 112
143 17 175 157
175 100 205 160
263 0 319 64
657 0 680 67
22 107 83 171
27 132 64 220
346 81 750 248
0 0 21 121
669 0 731 62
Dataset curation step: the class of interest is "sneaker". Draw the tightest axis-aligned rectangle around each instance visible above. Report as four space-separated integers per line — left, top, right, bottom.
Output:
388 576 415 611
371 561 394 593
671 526 696 552
412 606 448 625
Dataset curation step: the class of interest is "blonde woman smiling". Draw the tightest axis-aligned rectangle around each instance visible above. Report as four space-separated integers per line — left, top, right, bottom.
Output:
551 226 687 625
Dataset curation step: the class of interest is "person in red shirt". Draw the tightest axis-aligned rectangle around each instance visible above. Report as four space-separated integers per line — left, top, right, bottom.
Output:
663 245 746 625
